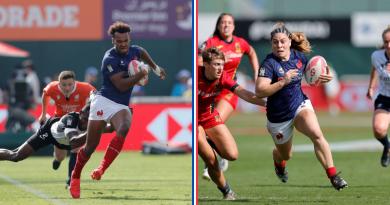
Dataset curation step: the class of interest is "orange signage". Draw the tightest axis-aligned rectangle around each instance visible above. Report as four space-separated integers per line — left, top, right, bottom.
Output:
0 0 102 40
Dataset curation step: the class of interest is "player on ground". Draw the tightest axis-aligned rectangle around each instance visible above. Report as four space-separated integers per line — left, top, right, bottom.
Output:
198 13 260 180
0 104 90 164
69 21 166 199
39 70 95 188
366 25 390 167
255 22 347 190
198 47 265 200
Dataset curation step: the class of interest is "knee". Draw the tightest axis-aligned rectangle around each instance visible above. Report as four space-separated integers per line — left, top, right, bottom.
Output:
373 124 388 137
116 123 130 137
223 150 239 161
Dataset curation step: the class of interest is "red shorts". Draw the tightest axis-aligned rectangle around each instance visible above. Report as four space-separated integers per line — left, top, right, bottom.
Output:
198 111 224 129
216 89 238 110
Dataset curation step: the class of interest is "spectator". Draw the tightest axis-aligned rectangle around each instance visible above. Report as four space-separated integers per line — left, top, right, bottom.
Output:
171 69 191 96
6 65 35 133
84 66 99 87
22 59 41 104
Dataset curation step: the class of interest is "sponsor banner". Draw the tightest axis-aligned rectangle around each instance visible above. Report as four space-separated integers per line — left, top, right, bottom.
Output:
0 0 102 40
0 103 192 151
103 0 192 39
301 82 373 112
233 18 350 42
351 12 390 47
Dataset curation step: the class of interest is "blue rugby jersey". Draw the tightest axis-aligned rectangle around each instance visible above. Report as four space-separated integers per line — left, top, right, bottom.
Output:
258 49 308 123
97 46 142 106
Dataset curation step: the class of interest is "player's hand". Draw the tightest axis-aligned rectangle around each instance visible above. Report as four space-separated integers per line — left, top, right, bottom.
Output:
282 69 298 85
318 65 333 84
159 67 167 80
367 87 374 100
38 114 46 125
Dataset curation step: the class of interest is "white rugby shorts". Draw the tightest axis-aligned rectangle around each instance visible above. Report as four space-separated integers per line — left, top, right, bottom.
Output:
267 99 314 144
89 95 131 122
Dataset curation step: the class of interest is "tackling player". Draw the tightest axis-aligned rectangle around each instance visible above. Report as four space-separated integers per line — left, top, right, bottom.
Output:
198 47 265 200
0 104 90 164
198 13 260 179
39 70 95 188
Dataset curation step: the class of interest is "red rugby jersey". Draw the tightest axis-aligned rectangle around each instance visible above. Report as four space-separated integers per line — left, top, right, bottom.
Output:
197 67 238 120
201 35 250 80
43 81 95 117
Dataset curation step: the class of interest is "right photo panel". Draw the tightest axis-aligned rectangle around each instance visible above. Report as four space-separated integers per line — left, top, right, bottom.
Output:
198 0 390 204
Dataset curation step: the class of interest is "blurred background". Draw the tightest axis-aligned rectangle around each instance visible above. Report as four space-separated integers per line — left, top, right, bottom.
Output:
0 0 193 153
199 0 390 114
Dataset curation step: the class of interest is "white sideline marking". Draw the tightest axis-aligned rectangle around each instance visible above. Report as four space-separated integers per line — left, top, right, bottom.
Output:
0 173 68 205
294 139 382 152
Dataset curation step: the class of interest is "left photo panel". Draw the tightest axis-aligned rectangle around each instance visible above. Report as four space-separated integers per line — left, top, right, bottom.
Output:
0 0 194 204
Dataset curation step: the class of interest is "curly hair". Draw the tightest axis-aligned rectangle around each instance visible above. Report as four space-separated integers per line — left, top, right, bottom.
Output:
107 21 131 36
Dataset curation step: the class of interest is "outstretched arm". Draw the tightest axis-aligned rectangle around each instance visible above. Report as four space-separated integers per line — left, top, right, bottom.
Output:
39 92 50 124
0 142 34 162
233 86 266 106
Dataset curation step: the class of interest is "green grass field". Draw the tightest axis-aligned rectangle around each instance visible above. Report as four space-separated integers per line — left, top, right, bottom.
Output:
0 152 192 205
198 112 390 205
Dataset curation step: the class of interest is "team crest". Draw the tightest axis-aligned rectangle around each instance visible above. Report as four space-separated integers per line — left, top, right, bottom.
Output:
296 60 303 69
278 67 284 75
57 95 61 100
217 45 223 49
276 133 284 140
235 43 241 53
214 115 222 123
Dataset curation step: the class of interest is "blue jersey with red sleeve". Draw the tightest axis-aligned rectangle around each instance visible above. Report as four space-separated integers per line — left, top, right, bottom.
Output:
259 49 308 123
97 46 142 105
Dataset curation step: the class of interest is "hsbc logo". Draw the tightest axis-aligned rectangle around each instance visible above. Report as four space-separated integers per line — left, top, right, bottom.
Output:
146 108 192 148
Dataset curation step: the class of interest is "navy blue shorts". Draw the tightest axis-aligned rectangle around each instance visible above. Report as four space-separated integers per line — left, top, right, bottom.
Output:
374 94 390 112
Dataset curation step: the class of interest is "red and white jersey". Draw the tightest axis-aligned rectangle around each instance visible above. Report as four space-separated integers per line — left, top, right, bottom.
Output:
43 81 95 117
200 35 250 80
197 67 238 120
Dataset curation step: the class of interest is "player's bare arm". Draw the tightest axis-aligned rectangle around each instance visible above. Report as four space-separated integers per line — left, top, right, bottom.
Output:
39 92 50 124
234 86 266 106
110 70 148 92
139 48 167 80
255 72 296 98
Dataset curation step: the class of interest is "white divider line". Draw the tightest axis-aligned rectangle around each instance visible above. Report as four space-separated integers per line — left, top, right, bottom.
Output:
0 173 68 205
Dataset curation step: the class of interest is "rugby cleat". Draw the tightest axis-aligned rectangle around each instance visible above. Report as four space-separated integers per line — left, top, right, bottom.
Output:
223 190 237 200
90 168 104 181
380 147 390 167
330 173 348 191
202 168 211 181
52 159 61 170
275 167 288 183
69 178 80 199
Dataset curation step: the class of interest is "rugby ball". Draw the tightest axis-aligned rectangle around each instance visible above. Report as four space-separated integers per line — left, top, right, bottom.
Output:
304 55 327 86
128 60 149 86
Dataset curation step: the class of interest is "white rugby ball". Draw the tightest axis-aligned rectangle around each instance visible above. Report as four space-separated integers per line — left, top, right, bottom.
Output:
304 55 327 86
128 60 149 86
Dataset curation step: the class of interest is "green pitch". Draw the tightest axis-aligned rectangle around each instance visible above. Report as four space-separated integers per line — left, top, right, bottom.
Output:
0 152 192 205
198 112 390 205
